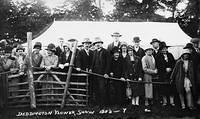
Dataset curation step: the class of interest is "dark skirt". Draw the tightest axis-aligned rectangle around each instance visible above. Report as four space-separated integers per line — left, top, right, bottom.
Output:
158 73 176 96
129 76 144 97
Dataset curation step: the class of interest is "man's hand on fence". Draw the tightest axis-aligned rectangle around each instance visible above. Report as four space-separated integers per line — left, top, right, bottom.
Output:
104 74 109 78
154 69 158 74
64 63 69 67
166 68 172 73
170 79 173 84
110 72 114 77
45 66 51 70
120 77 125 81
19 72 24 75
76 68 81 71
58 64 64 69
138 77 142 81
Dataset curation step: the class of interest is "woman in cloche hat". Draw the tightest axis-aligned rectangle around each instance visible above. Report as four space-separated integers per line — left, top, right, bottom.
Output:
41 43 58 70
170 49 195 110
156 42 176 106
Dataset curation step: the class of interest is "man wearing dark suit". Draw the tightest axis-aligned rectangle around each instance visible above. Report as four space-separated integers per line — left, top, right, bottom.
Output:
76 38 93 71
107 32 122 53
55 37 64 57
91 37 110 106
150 38 161 58
76 38 94 104
132 36 145 59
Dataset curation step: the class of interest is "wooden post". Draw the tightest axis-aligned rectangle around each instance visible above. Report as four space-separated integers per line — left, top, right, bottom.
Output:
61 40 78 108
27 32 36 108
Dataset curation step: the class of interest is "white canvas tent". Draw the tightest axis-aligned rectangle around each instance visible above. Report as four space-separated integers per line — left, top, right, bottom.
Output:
23 21 191 59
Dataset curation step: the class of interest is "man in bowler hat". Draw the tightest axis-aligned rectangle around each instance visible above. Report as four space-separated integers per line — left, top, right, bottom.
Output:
132 36 145 59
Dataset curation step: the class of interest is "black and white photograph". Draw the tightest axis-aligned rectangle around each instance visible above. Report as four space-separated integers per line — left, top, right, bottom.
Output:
0 0 200 119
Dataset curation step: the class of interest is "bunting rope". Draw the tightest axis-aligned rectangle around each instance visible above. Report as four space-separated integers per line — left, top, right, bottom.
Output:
73 67 171 85
0 66 171 85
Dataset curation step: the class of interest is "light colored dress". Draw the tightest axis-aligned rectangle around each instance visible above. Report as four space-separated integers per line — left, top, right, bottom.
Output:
142 55 156 99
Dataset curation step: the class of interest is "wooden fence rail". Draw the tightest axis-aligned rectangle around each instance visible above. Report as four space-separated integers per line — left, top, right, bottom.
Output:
6 70 89 108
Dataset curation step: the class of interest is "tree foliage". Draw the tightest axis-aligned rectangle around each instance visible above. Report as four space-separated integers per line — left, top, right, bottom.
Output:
0 0 53 44
0 0 199 44
177 0 200 38
53 0 103 21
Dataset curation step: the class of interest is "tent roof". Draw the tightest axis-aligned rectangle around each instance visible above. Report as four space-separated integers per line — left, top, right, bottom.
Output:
23 21 191 49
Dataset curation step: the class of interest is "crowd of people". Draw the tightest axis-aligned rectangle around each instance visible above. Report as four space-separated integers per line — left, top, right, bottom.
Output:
0 32 200 112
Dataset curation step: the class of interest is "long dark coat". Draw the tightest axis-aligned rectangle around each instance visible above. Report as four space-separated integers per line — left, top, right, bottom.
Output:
170 59 196 94
190 51 200 97
156 52 175 96
76 49 93 70
90 48 110 105
108 57 124 105
91 48 110 74
126 55 143 97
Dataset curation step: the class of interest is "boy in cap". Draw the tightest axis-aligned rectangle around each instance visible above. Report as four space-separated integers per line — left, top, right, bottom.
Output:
91 37 110 106
142 47 157 112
